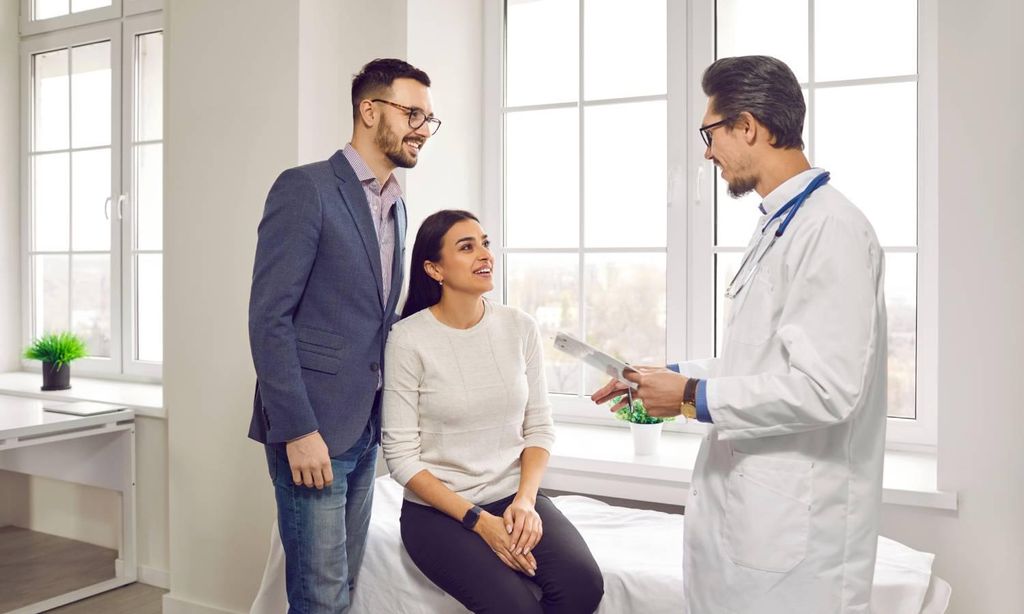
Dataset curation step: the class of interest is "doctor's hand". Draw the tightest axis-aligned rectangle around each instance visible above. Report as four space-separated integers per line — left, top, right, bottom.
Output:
590 365 671 410
474 511 538 577
616 370 689 418
285 431 334 489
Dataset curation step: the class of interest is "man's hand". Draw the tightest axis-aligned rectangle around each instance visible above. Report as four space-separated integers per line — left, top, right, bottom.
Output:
285 431 334 489
590 366 688 418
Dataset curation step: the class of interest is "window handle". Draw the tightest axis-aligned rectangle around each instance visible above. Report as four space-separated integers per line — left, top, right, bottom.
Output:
104 196 112 220
116 194 127 220
695 165 706 206
669 165 684 208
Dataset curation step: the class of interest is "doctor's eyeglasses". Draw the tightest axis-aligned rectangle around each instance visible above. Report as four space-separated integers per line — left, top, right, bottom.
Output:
699 117 733 147
372 99 442 135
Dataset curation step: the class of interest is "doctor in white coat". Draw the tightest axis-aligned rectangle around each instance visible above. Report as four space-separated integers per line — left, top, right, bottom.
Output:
593 55 887 614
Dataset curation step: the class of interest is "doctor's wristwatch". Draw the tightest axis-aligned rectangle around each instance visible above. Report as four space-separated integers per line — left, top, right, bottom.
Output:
679 377 700 421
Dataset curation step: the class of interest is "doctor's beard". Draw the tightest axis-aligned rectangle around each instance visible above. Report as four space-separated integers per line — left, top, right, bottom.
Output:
718 158 758 198
727 174 758 198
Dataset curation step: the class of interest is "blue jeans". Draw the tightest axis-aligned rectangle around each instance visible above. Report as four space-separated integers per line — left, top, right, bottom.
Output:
265 420 378 614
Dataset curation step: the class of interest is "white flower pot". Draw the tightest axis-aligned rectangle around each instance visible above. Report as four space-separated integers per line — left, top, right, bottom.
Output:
630 422 663 456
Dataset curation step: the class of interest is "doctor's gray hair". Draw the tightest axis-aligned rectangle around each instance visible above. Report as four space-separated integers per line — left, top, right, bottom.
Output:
702 55 805 150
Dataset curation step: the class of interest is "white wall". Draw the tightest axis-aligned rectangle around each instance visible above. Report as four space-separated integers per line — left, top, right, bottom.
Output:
163 1 407 611
0 0 21 372
405 0 485 229
878 2 1024 613
296 0 345 164
164 1 301 610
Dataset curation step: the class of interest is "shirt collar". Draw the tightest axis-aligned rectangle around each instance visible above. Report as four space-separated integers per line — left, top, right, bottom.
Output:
758 168 825 217
342 143 403 199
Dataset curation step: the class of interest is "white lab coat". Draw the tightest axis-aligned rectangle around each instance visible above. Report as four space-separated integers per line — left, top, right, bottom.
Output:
677 169 887 614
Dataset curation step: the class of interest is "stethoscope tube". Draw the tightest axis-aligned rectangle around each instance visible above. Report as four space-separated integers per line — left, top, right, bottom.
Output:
725 171 831 299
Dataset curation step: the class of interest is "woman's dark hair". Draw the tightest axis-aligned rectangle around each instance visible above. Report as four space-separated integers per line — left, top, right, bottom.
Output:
701 55 805 150
401 209 480 319
351 58 431 119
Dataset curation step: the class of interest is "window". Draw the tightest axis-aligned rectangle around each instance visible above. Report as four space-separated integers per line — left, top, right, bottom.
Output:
491 0 936 445
712 0 935 444
496 0 683 424
21 2 163 379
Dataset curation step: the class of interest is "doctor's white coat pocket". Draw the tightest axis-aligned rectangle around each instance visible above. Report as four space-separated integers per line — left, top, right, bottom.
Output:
724 453 813 573
726 272 777 346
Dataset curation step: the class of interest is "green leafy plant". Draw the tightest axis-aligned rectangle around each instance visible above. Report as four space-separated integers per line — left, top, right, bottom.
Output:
23 332 89 369
611 395 675 425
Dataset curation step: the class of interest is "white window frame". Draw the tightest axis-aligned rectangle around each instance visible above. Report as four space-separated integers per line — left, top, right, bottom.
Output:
485 0 938 448
120 13 163 379
19 4 163 381
20 0 122 37
20 22 125 378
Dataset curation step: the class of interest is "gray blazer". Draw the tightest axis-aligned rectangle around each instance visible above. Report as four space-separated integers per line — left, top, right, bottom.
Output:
248 150 407 456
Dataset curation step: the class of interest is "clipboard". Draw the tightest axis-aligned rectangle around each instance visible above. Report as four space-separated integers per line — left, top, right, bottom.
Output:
553 331 638 390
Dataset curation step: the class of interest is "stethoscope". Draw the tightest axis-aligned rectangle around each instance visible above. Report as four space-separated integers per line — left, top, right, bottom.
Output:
724 171 831 299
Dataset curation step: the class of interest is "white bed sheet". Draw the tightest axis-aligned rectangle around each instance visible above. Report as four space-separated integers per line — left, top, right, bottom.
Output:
251 477 949 614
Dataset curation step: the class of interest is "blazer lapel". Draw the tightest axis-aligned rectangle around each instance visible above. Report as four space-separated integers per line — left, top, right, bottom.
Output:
330 151 384 308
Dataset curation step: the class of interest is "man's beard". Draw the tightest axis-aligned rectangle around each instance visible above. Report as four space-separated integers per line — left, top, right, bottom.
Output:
727 174 758 198
721 158 758 198
375 119 422 169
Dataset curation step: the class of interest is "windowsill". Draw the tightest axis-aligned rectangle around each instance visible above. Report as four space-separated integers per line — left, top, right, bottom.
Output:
0 371 164 419
545 422 957 511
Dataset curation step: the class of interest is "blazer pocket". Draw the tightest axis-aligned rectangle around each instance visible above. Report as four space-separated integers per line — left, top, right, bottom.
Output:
296 326 345 350
297 348 341 374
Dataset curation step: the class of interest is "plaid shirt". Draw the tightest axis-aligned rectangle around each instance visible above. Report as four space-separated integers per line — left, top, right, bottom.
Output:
342 144 401 308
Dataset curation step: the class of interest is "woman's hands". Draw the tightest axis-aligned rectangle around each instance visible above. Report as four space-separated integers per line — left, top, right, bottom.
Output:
473 507 538 577
504 496 543 556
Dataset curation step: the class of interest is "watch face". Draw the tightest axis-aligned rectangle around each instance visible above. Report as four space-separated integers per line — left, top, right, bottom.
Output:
463 506 481 530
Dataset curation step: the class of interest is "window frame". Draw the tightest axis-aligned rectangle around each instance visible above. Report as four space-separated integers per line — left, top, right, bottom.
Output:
20 21 125 378
487 0 937 448
487 0 705 435
121 12 163 379
19 6 163 382
20 0 123 37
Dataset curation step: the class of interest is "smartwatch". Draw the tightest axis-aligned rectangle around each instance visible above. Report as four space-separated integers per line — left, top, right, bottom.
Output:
461 505 483 531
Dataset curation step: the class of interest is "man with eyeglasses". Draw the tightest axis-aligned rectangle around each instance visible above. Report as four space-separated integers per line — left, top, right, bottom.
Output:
248 58 438 613
593 55 887 614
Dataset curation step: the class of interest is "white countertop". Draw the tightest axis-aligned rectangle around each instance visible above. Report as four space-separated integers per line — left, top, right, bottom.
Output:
0 394 135 441
0 372 163 418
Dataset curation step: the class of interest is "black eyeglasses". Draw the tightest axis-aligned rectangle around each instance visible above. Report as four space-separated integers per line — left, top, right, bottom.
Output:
699 117 732 147
372 99 442 135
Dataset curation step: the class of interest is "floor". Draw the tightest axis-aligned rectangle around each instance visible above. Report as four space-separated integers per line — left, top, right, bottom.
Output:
0 526 165 613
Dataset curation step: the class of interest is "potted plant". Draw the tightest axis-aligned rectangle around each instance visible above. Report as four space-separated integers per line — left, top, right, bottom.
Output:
613 395 674 456
23 332 89 391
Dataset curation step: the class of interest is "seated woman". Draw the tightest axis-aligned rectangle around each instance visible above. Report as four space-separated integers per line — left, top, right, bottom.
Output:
382 210 604 614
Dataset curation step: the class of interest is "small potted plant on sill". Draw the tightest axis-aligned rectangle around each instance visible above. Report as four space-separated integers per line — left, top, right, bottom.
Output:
23 331 89 391
613 395 674 456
